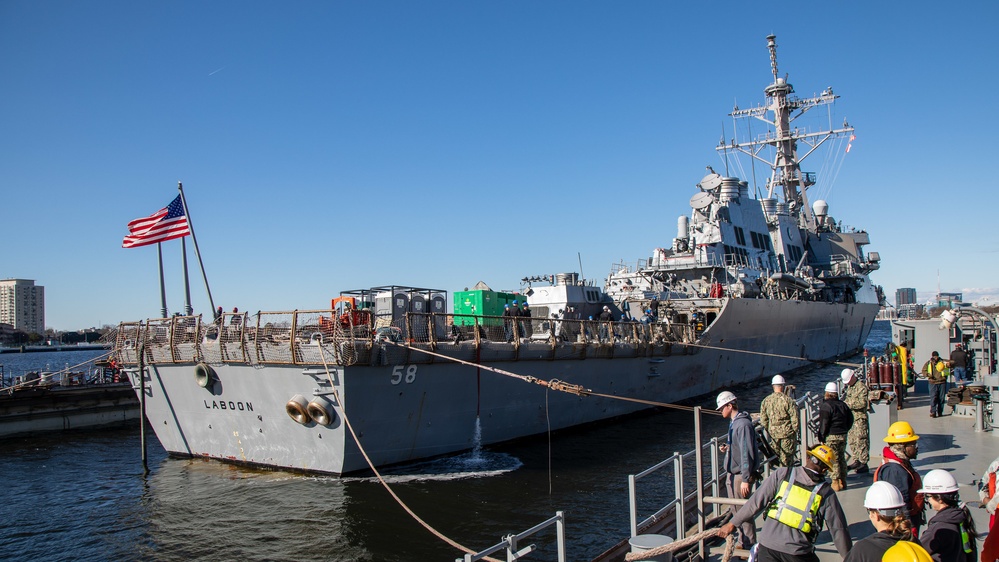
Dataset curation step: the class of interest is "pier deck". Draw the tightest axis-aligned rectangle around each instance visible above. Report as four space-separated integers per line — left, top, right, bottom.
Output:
741 391 994 561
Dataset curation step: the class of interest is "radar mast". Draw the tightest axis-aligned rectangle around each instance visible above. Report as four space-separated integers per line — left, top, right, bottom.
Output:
718 35 855 231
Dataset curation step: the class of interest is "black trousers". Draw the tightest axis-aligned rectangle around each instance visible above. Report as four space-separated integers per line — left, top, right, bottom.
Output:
756 544 818 562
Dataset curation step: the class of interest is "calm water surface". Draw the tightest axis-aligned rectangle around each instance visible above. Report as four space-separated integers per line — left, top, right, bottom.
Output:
0 322 891 561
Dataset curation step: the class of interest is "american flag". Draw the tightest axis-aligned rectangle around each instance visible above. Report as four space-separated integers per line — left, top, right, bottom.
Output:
122 195 191 248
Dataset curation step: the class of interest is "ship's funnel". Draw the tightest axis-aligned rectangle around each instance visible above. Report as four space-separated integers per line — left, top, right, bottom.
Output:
719 177 741 202
555 272 579 286
761 198 777 219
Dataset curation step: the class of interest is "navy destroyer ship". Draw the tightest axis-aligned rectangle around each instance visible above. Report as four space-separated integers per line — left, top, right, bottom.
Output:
116 35 883 474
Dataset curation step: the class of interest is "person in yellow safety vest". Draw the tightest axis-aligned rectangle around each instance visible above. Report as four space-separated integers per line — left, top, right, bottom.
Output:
719 444 852 561
896 342 912 409
922 351 948 418
918 469 978 562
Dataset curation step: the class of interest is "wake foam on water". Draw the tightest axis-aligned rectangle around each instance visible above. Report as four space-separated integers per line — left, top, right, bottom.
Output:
345 450 523 483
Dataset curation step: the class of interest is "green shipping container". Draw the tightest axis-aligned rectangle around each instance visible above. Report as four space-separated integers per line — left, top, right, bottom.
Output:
453 290 522 326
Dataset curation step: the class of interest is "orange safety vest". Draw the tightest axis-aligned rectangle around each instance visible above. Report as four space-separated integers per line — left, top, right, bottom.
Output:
874 458 925 517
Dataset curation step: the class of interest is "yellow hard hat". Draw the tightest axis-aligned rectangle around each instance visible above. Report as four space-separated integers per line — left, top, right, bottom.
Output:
884 421 920 444
808 444 837 471
881 540 932 562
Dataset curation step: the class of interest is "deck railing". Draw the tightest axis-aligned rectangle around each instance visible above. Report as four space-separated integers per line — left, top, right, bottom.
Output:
456 511 566 562
115 311 699 367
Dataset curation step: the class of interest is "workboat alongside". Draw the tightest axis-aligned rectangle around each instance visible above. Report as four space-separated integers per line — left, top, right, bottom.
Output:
0 362 139 438
115 35 883 475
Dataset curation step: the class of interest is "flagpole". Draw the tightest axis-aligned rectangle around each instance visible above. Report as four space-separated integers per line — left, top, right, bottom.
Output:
157 243 168 318
181 238 193 315
176 182 216 315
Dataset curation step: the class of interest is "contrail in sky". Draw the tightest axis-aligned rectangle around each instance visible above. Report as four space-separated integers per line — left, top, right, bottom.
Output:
208 67 225 76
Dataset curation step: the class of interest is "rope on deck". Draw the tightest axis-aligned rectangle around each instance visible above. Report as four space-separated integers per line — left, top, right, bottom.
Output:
623 529 735 562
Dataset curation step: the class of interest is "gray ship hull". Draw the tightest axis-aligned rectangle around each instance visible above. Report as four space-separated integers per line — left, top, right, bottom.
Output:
128 298 877 474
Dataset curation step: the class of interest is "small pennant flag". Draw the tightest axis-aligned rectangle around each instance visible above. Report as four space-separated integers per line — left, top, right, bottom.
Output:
122 195 191 248
846 134 856 153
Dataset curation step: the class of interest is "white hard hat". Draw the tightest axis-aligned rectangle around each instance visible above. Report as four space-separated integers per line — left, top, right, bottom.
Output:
716 391 737 410
840 368 856 384
824 381 839 394
917 469 960 494
863 481 906 512
771 375 786 385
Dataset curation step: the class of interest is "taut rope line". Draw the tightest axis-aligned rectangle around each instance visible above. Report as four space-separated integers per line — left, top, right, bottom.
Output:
316 344 502 562
681 340 863 369
385 341 725 417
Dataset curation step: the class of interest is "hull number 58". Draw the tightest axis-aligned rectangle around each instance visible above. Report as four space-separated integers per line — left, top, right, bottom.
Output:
391 365 417 385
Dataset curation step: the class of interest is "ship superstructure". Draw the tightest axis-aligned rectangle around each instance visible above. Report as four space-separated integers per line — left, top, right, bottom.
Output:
603 35 881 325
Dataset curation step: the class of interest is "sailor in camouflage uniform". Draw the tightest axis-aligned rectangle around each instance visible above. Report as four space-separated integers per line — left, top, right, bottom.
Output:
758 375 799 467
841 368 871 474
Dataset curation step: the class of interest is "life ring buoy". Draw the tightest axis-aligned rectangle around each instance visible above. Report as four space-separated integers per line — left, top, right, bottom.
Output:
286 394 312 425
194 363 216 388
306 396 337 426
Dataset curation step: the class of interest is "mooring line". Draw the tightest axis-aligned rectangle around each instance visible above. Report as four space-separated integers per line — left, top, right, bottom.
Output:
316 344 502 562
386 342 727 416
388 337 864 413
682 340 864 368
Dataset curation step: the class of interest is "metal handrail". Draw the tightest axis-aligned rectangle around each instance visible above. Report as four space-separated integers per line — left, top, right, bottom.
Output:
627 407 728 542
456 511 566 562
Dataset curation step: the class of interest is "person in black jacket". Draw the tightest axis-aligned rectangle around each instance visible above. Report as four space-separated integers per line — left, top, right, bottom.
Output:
919 469 978 562
844 481 921 562
597 305 613 342
818 381 853 491
502 304 515 342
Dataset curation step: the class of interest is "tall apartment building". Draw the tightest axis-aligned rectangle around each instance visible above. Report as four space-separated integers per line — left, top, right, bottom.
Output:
895 287 917 307
0 279 45 334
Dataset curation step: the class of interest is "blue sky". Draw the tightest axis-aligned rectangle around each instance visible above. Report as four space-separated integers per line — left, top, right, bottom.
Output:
3 2 998 330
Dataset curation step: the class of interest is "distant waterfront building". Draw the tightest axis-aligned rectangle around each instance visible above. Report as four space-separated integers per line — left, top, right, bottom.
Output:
898 303 924 319
937 292 963 309
895 287 917 307
0 322 14 341
0 279 45 334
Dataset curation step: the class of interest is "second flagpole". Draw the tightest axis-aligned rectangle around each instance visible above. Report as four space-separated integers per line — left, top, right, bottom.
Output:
176 182 216 315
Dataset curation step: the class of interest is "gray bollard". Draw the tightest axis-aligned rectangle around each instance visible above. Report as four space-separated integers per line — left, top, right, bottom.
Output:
628 534 674 562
